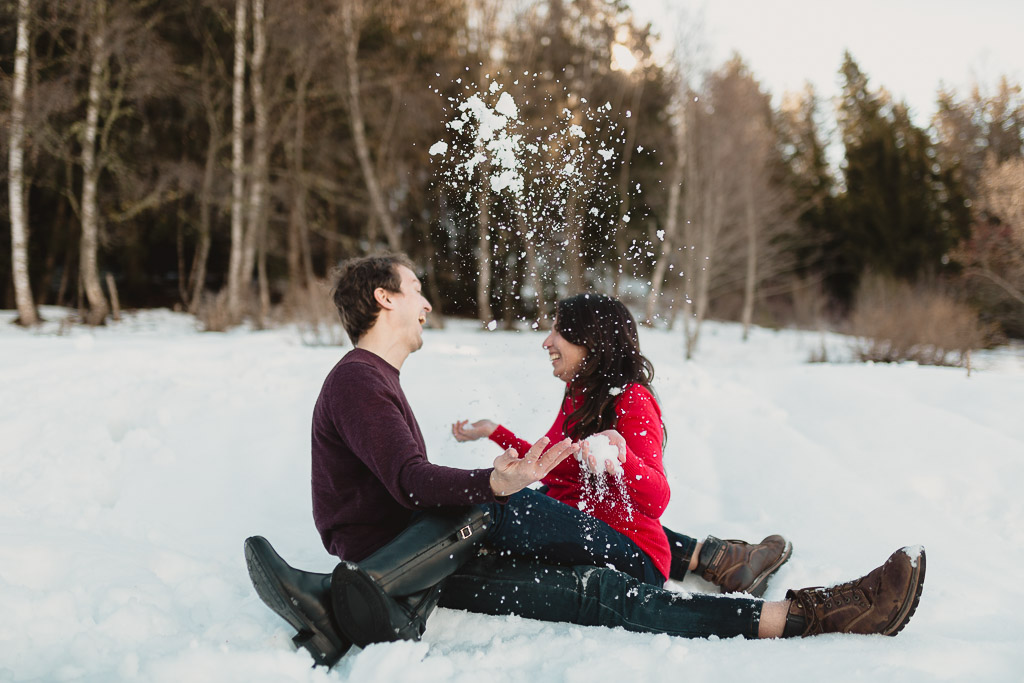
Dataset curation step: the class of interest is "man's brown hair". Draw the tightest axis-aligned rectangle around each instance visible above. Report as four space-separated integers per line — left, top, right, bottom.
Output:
332 253 415 344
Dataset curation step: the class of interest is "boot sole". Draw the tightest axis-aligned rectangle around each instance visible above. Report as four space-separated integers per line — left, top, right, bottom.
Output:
331 563 405 648
883 547 926 636
244 537 348 666
745 540 793 598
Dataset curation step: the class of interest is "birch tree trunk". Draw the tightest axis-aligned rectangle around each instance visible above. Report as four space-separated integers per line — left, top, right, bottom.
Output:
340 0 401 251
8 0 38 326
244 0 270 319
227 0 248 318
80 0 110 325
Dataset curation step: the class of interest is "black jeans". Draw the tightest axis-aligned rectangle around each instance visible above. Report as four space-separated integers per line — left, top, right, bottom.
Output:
438 554 763 640
480 488 664 586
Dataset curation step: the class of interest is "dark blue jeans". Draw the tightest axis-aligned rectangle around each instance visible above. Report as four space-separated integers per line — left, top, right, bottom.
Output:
438 554 763 639
480 488 664 586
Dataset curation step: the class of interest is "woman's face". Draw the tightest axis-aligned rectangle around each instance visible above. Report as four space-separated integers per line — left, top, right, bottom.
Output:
542 326 587 383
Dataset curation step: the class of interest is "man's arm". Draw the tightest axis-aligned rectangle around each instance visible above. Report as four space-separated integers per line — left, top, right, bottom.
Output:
332 363 572 505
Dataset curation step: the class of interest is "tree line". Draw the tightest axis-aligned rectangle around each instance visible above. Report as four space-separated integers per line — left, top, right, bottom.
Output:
2 0 1022 348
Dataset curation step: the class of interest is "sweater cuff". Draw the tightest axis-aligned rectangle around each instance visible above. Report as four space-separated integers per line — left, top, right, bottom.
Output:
489 425 518 452
464 467 507 504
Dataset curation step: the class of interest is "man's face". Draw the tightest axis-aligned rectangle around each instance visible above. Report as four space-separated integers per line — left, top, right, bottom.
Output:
389 265 432 352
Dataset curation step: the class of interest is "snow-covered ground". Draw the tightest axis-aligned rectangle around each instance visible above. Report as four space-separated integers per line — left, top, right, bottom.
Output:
2 308 1023 682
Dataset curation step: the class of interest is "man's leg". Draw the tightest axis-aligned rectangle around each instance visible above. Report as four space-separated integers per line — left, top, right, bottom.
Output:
330 506 491 647
244 536 351 666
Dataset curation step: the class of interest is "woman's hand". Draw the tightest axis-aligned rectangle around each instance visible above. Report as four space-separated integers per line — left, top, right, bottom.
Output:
452 419 498 442
580 429 627 475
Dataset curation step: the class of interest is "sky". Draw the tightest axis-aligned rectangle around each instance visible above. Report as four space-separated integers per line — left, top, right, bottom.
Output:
630 0 1024 127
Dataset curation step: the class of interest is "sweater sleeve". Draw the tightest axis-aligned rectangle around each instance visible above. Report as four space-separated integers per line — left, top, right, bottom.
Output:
489 424 533 457
612 386 671 518
331 364 497 509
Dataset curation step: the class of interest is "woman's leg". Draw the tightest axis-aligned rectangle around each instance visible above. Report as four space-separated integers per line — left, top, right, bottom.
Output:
440 546 927 641
483 488 663 585
662 524 792 597
662 526 700 578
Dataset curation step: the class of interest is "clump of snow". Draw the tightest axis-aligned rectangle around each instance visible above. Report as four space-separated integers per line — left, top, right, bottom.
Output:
427 79 628 288
902 544 925 568
429 141 448 156
581 434 623 476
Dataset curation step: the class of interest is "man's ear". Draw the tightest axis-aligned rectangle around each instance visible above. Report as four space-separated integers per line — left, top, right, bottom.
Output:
374 287 395 310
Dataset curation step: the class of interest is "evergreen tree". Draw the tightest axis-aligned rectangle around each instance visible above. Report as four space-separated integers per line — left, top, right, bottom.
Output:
832 52 968 305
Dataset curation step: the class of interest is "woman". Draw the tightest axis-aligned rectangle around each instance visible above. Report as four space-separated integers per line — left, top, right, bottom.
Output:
454 293 791 594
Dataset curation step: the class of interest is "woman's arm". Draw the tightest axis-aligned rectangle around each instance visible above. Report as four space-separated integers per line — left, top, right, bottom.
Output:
610 386 671 518
488 424 534 457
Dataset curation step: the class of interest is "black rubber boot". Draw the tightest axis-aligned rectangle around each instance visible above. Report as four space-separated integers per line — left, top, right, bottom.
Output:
331 506 491 648
244 536 351 667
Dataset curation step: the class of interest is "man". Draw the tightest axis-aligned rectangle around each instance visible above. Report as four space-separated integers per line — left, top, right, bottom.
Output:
245 254 926 668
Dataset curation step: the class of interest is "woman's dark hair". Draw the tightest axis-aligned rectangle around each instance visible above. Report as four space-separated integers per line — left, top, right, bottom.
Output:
332 253 414 343
554 293 656 440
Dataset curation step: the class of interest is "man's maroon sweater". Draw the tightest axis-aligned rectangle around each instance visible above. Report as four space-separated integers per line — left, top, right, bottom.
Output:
311 348 497 561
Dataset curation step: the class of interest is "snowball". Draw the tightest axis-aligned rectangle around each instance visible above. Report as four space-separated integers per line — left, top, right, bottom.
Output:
582 435 623 476
429 141 448 156
486 320 497 331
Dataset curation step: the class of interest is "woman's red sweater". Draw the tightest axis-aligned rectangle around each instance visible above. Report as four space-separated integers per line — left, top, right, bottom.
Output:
489 383 671 581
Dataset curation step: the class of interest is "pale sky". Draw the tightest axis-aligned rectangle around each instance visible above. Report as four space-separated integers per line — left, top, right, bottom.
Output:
631 0 1024 126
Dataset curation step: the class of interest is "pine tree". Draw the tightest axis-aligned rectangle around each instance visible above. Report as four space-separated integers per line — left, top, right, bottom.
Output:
832 52 968 304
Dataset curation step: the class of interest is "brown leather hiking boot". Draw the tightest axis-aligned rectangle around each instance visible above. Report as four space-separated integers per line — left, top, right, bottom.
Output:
784 546 926 637
696 535 793 597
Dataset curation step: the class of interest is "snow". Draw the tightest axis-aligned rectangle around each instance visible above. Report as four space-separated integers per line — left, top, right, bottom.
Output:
581 434 623 476
2 308 1024 682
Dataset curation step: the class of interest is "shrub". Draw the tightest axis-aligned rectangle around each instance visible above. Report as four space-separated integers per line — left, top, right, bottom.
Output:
279 280 347 347
195 290 235 332
849 273 994 367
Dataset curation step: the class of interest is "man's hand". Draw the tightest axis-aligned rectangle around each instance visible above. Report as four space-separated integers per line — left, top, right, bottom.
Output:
452 419 498 442
489 436 575 497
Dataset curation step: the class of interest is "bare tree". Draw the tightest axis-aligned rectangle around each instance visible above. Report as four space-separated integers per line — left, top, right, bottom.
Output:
956 156 1024 306
8 0 38 325
338 0 402 252
645 101 686 324
183 2 232 314
79 0 110 325
226 0 248 318
245 0 270 319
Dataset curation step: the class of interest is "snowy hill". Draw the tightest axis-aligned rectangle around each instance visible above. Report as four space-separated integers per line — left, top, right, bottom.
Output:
1 309 1022 682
